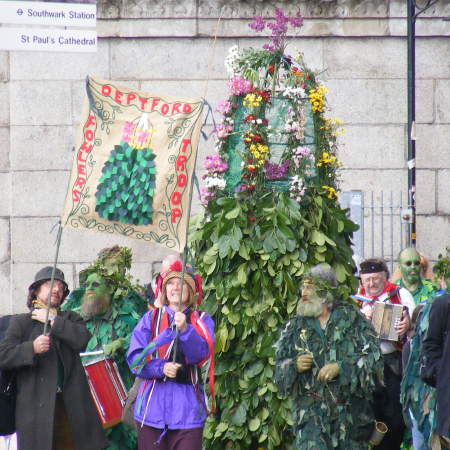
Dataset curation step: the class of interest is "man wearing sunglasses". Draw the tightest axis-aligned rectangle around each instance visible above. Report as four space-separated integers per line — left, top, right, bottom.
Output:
395 248 439 305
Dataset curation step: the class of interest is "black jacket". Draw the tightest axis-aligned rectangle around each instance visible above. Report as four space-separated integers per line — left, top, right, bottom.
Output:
0 311 107 450
422 293 450 435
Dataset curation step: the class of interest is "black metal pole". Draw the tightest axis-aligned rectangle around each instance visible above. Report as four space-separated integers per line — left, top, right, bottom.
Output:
406 0 439 248
407 0 416 247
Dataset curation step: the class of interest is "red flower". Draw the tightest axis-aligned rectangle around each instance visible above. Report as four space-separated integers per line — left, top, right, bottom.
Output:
262 118 269 126
252 134 263 143
255 89 271 103
248 185 255 192
268 65 275 74
249 216 256 222
244 115 256 123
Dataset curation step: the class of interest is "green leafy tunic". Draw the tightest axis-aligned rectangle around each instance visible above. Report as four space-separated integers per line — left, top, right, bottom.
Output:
275 301 383 450
401 296 441 448
394 278 438 305
64 288 147 450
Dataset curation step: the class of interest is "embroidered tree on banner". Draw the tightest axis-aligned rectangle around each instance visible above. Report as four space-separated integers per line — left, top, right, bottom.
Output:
62 77 204 252
191 9 359 449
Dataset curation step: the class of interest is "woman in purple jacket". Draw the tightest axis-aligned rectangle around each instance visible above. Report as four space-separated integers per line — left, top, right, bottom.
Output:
127 262 214 450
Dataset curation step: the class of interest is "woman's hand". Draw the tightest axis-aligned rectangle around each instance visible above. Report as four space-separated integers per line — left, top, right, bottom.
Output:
163 362 182 378
33 334 50 354
174 312 188 332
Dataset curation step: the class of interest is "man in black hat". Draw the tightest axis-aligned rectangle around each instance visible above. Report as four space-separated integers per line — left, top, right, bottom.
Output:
356 258 414 450
0 266 107 450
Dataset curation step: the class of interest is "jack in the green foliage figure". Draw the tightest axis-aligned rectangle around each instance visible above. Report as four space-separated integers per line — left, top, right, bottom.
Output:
275 265 383 450
64 246 147 450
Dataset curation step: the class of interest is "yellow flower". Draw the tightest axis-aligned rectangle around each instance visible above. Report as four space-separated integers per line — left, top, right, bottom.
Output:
308 85 328 113
317 152 338 167
321 185 339 199
243 94 262 108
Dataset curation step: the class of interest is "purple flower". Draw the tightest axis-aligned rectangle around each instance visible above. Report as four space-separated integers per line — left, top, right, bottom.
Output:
249 16 266 32
204 154 228 173
264 160 290 180
247 8 304 52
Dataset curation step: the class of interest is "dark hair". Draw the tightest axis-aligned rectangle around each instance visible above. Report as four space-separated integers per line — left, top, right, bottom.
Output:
27 280 69 310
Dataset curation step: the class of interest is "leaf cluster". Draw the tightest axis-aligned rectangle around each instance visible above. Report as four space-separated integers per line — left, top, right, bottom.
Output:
190 189 358 449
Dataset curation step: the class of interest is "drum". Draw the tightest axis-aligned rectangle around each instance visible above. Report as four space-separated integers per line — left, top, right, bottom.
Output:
81 351 127 429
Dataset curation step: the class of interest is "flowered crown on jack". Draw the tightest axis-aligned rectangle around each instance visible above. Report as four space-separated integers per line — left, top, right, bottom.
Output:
201 8 344 206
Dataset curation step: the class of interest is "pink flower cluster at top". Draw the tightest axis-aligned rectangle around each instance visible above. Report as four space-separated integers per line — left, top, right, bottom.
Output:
227 75 253 96
204 154 228 174
248 8 304 52
216 99 232 115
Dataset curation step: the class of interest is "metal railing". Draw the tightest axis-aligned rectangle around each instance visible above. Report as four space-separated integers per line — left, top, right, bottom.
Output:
340 190 410 275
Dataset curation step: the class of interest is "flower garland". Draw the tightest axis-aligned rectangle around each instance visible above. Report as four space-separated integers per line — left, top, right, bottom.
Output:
201 9 344 207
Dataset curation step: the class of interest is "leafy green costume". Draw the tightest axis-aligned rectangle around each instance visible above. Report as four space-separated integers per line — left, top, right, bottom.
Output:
400 283 442 449
394 278 438 305
275 300 383 450
63 257 147 450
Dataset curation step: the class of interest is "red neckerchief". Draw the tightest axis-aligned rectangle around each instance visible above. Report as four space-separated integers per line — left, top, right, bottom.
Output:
358 281 401 305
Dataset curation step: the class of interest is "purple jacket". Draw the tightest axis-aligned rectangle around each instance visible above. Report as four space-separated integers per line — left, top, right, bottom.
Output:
126 305 215 430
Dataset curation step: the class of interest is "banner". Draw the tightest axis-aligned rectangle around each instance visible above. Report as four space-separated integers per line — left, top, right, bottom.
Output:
62 76 204 252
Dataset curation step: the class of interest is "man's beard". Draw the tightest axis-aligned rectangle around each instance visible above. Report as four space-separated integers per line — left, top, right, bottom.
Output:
297 297 324 317
81 293 111 319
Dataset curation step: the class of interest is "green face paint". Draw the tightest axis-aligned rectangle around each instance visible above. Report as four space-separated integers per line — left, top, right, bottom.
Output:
399 249 421 287
81 273 112 318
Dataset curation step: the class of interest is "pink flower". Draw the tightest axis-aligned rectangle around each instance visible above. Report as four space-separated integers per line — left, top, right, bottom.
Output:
204 155 228 173
215 124 233 139
227 75 253 95
216 99 232 115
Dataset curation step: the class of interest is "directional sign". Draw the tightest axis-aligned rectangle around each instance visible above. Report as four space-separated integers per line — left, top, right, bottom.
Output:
0 1 96 27
0 27 97 52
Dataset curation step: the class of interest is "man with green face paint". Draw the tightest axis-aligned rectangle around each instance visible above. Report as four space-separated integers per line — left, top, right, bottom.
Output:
399 248 443 450
64 246 147 450
395 248 438 305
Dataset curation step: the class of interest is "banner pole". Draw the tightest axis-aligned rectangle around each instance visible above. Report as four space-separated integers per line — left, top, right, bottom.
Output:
172 104 205 362
43 223 64 335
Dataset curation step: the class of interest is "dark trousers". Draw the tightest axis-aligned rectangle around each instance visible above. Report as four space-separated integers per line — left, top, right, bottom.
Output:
53 393 75 450
137 425 203 450
373 353 405 450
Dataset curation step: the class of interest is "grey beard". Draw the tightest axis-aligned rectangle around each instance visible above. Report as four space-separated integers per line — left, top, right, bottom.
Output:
296 298 325 317
81 294 110 319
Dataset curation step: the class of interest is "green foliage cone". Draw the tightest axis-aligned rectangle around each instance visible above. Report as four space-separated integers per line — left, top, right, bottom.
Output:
192 10 361 448
191 190 358 449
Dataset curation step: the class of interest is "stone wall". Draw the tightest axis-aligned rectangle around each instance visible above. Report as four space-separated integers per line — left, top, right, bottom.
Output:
1 0 449 314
